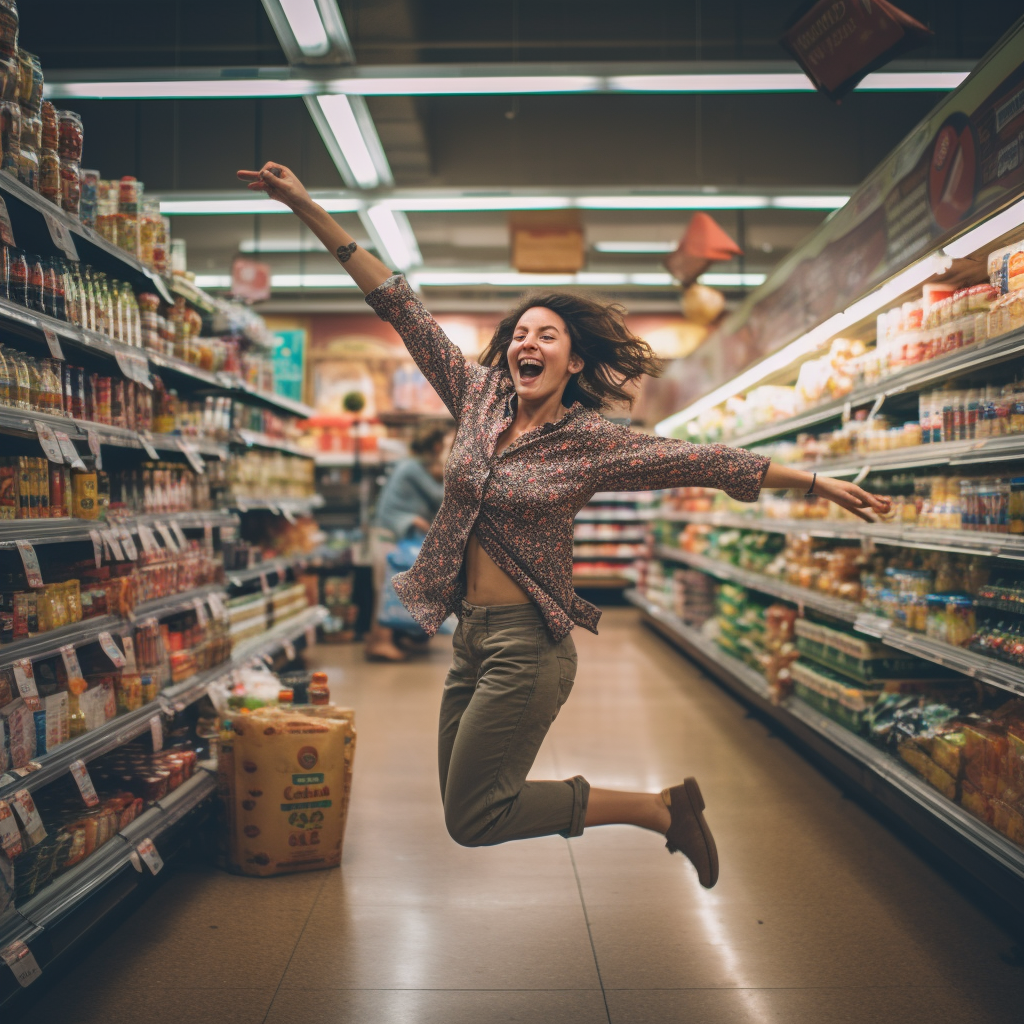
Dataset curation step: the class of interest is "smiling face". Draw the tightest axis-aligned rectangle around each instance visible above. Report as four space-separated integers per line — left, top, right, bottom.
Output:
507 306 584 406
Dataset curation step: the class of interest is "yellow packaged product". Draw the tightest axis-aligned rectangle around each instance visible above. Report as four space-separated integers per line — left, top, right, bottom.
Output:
227 704 356 877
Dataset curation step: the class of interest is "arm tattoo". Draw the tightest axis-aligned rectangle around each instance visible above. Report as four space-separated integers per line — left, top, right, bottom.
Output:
336 241 357 263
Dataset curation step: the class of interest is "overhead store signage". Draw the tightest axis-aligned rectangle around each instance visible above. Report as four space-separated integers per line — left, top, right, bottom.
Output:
780 0 931 103
694 22 1024 416
231 257 271 302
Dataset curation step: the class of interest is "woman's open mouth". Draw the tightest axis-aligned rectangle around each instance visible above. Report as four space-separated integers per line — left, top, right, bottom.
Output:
518 358 543 380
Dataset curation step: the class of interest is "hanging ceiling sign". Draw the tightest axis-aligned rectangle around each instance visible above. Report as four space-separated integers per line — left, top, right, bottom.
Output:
231 257 271 303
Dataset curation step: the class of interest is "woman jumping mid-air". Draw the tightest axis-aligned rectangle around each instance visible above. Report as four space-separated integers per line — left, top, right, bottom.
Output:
238 161 891 888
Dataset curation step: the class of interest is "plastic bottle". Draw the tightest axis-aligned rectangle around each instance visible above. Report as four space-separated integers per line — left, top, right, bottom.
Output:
309 672 330 705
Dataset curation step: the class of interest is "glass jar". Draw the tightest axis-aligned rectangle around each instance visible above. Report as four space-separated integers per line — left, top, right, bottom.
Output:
946 595 977 648
1011 478 1024 535
14 143 36 190
56 109 83 161
38 148 60 205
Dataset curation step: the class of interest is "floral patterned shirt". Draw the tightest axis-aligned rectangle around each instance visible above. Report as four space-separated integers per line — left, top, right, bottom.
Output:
365 276 770 640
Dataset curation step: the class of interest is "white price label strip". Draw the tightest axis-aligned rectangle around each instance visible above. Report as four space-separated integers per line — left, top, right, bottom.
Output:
15 540 44 588
69 759 100 807
192 597 208 627
86 428 103 470
60 644 85 689
43 327 63 360
150 714 163 752
154 521 179 553
122 634 138 673
170 521 188 549
137 523 159 555
139 430 159 460
260 571 271 595
177 438 206 474
89 528 103 568
43 209 79 260
34 421 63 464
207 591 226 620
0 941 42 988
0 800 23 857
54 430 86 470
12 659 40 711
136 837 164 875
283 639 296 661
0 194 16 246
98 631 127 667
305 625 317 648
102 528 125 561
11 789 45 842
118 526 138 561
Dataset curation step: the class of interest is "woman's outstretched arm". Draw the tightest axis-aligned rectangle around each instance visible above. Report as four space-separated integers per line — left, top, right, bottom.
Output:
236 161 391 294
236 161 481 420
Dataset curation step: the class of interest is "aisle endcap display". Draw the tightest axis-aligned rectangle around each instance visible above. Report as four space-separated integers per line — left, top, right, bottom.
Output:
624 587 1024 887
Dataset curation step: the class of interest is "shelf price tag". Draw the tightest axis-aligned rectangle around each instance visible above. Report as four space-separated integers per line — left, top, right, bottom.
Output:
282 507 297 525
101 528 125 561
177 438 206 475
138 430 159 460
98 631 127 668
0 195 16 246
283 638 296 661
207 591 226 619
192 597 208 627
305 624 317 648
85 428 102 470
69 759 100 807
15 540 44 588
117 525 138 561
42 327 63 360
203 521 213 549
122 634 138 673
53 430 86 470
12 659 40 711
33 421 63 464
134 523 155 555
10 790 45 843
136 837 164 875
170 521 188 550
0 940 42 988
154 520 180 553
150 713 163 752
260 571 271 595
60 644 86 692
42 209 79 260
0 800 23 858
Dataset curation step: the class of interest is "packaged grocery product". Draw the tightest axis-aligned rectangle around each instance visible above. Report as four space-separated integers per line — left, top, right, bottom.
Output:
60 157 81 216
56 109 83 161
0 100 20 168
225 704 356 876
79 168 99 226
0 1 18 61
16 50 41 114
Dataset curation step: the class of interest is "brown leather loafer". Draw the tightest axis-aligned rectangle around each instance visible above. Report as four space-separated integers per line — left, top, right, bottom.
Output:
662 777 719 889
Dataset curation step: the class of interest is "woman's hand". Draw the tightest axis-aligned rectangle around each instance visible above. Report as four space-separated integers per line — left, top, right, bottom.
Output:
811 476 891 523
236 162 313 215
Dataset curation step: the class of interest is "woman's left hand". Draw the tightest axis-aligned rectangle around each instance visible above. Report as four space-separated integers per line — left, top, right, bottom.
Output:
812 476 892 523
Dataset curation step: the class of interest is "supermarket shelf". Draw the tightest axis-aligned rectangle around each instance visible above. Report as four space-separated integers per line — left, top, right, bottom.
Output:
237 381 314 420
781 434 1024 479
0 768 217 998
572 574 635 588
574 511 655 523
0 614 125 669
653 544 862 622
233 429 313 459
314 451 398 468
144 350 225 391
131 510 239 533
231 495 325 516
728 325 1024 449
0 511 238 550
653 545 1024 701
571 550 644 560
226 553 313 588
658 510 1024 561
626 588 1024 914
132 584 226 623
0 666 218 803
232 605 329 665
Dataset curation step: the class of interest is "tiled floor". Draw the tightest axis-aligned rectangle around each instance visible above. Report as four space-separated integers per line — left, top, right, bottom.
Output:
19 609 1024 1023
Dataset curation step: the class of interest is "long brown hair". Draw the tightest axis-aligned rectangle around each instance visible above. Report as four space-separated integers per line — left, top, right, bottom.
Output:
478 293 662 409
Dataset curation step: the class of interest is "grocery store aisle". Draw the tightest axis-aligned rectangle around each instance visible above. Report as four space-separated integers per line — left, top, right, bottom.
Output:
18 609 1023 1024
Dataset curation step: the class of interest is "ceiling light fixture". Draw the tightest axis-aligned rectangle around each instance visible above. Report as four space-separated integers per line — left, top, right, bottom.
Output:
363 205 421 271
698 273 768 286
593 241 678 253
313 95 386 188
159 197 362 215
278 0 330 57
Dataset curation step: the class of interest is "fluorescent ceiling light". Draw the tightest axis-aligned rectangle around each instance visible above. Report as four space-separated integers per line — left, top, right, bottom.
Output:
194 275 232 289
159 197 362 215
771 195 849 210
239 238 325 253
271 274 360 288
698 273 767 286
655 252 953 435
364 205 421 271
577 195 771 210
857 71 969 90
611 73 814 92
279 0 330 57
944 196 1024 258
382 196 573 212
315 95 382 188
594 241 677 253
408 271 677 287
45 79 318 100
332 75 603 95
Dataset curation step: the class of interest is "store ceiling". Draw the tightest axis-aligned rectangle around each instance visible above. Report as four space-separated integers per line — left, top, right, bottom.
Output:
25 1 1024 311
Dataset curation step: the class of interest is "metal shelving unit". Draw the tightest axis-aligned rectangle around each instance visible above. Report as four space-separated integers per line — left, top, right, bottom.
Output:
625 588 1024 917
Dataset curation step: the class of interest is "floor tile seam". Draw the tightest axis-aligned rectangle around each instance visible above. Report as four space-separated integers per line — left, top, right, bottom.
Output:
566 839 613 1024
260 871 332 1024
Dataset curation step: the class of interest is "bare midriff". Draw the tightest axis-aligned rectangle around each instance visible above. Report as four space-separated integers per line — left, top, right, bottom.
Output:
464 532 532 605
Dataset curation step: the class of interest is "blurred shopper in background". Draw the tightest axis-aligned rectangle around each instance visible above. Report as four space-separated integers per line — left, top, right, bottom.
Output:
366 425 451 661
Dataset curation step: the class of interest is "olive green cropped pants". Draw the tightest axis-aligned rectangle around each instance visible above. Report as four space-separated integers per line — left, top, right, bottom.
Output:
438 601 589 846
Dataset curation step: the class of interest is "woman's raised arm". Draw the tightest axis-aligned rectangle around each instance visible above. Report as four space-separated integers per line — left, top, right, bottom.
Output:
236 162 391 294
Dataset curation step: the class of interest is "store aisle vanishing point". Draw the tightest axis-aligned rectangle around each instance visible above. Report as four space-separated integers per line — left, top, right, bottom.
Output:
20 610 1022 1024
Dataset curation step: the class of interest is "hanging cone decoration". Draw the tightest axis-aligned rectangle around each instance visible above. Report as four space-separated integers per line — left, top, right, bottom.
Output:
664 212 744 285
